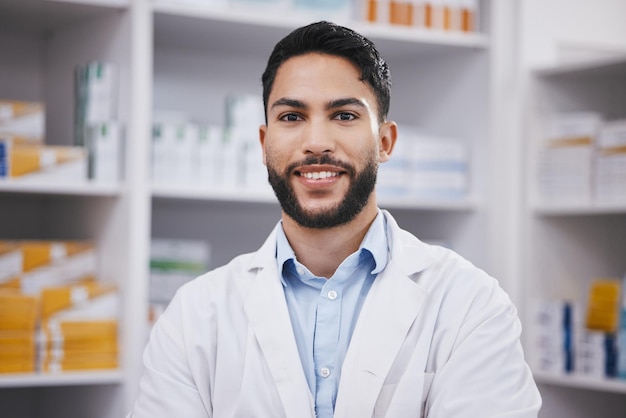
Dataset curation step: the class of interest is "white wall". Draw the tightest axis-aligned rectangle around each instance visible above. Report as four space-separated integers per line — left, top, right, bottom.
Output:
520 0 626 68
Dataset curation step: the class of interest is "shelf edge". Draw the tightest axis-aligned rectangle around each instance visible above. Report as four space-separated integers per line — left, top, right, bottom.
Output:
0 181 123 197
533 370 626 394
0 370 124 388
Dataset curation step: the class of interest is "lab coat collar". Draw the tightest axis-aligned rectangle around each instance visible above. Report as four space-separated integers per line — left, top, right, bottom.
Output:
240 239 316 418
250 210 435 274
244 210 437 418
335 210 435 417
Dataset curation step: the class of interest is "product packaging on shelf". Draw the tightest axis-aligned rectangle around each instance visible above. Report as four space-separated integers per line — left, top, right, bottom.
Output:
377 126 469 200
151 93 273 195
537 112 602 203
533 277 626 381
0 140 87 182
84 121 123 184
361 0 478 32
74 61 118 147
0 97 103 184
40 292 119 372
539 113 626 205
149 238 210 323
0 100 45 144
595 119 626 202
0 240 119 374
75 61 123 184
617 274 626 379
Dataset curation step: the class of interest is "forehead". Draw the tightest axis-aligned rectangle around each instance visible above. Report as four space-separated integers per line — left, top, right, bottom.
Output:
270 53 376 105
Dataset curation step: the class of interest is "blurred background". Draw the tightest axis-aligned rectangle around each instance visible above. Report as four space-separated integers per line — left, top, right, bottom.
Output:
0 0 625 416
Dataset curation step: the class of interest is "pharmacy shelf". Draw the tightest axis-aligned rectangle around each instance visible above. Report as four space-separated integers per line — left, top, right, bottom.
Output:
0 370 124 388
522 19 626 416
152 0 488 57
534 370 626 395
532 201 626 216
0 181 123 197
0 0 128 35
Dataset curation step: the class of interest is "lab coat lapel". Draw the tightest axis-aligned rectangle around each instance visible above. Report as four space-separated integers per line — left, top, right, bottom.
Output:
239 233 315 418
334 211 431 418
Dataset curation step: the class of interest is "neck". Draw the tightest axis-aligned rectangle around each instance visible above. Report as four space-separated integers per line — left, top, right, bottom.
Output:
281 201 378 278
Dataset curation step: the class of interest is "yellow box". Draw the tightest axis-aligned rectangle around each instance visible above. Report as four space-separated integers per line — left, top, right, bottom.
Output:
585 279 621 332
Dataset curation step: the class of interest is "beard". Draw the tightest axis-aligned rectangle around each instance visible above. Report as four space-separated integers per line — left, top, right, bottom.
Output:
266 153 378 229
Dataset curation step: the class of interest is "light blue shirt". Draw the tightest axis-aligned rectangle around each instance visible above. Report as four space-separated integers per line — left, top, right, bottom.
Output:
276 210 389 418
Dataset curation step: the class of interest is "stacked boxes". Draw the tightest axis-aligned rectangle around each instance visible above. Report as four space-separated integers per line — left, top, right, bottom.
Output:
538 113 626 205
595 120 626 202
532 277 626 380
40 291 118 372
0 291 38 373
224 94 268 191
151 94 272 194
533 299 572 375
537 112 600 203
75 61 122 184
0 64 121 184
0 240 118 374
377 128 469 200
152 121 217 187
0 100 44 143
0 100 87 183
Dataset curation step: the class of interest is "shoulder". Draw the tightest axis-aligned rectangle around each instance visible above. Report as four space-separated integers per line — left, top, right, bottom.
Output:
385 213 513 318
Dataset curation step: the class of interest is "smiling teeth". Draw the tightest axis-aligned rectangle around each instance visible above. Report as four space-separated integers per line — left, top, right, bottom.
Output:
302 171 338 179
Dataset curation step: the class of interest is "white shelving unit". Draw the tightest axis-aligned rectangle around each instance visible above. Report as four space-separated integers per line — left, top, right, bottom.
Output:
0 1 149 417
2 0 515 417
524 56 626 417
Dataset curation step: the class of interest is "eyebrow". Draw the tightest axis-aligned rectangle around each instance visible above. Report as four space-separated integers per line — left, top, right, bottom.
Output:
270 97 368 112
327 97 368 111
271 97 307 110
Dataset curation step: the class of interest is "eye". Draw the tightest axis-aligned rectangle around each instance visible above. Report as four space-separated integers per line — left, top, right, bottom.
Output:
334 112 357 121
279 113 302 122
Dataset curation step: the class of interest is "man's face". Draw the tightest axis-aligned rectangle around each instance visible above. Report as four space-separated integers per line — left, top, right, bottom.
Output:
260 53 395 229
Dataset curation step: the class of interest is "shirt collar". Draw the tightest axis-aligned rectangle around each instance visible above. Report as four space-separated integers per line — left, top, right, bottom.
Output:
275 209 389 279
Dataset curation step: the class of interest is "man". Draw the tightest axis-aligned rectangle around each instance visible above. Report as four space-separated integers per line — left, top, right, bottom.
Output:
130 21 541 417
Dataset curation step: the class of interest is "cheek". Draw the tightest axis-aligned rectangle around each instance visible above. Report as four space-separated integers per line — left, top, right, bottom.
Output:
263 142 286 170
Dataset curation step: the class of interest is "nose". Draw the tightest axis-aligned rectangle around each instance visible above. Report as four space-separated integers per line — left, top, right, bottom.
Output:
301 118 335 155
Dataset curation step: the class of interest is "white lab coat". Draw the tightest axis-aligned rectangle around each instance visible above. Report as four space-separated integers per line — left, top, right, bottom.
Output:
130 210 541 417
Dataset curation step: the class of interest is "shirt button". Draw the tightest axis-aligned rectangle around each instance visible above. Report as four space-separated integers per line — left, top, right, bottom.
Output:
296 266 305 275
327 290 338 300
320 367 331 378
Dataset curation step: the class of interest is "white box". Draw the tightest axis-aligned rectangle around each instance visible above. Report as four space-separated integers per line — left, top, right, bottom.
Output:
85 121 122 184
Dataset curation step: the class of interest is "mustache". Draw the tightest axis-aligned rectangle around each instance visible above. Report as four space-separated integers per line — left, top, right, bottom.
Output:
286 154 355 175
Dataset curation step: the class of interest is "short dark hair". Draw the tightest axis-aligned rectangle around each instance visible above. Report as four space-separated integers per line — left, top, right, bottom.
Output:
261 21 391 123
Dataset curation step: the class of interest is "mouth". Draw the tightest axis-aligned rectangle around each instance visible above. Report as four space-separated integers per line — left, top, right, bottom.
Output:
294 165 346 181
297 170 340 180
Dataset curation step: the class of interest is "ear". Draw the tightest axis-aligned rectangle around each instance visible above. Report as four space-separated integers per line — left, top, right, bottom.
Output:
259 124 268 165
378 121 397 163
